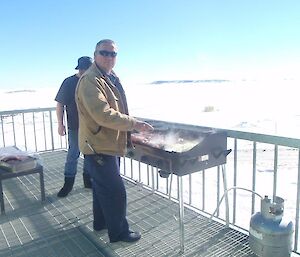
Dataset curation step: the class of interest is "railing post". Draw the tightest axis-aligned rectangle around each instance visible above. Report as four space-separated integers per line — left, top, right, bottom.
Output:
42 112 47 150
233 138 238 224
0 115 5 147
293 150 300 252
12 115 16 146
22 113 27 151
251 142 257 214
49 110 55 151
273 144 278 200
202 169 205 210
32 112 37 152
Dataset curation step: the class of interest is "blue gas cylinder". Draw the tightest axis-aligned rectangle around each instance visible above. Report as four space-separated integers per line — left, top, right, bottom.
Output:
249 195 294 257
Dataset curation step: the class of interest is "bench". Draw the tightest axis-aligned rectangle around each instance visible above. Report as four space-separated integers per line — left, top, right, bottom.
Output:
0 164 45 214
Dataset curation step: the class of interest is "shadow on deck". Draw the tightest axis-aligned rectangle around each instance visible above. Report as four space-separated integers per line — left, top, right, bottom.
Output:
0 150 255 257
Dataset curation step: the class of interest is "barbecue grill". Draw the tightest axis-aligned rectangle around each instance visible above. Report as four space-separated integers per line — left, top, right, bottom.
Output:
127 123 230 176
126 119 231 253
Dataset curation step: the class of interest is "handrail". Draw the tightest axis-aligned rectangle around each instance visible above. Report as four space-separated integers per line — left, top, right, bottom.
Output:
0 107 55 116
0 107 66 151
139 117 300 147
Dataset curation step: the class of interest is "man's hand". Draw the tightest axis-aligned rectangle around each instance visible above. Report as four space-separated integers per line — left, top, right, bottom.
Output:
134 121 154 132
56 103 66 136
58 124 66 136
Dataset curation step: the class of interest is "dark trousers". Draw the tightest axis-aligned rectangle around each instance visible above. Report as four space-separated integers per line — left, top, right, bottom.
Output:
64 129 89 178
84 154 129 241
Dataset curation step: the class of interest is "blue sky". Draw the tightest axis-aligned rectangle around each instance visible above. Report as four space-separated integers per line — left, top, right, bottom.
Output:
1 0 300 90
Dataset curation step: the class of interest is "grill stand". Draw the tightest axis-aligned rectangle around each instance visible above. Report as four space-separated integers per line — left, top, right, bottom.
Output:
178 175 185 254
222 164 230 226
170 164 229 254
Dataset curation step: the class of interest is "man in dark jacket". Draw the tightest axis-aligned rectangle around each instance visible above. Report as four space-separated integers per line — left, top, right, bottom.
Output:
55 56 92 197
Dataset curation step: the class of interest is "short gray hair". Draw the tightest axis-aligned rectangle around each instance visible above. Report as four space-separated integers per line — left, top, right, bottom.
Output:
95 39 115 48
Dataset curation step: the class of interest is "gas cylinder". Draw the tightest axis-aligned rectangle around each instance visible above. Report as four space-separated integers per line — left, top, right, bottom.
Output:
249 195 294 257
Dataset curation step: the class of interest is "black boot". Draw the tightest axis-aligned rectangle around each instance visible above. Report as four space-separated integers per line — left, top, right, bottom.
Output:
83 173 92 189
57 177 75 197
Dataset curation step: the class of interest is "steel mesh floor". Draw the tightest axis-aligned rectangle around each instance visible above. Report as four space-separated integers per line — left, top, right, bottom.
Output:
0 150 258 257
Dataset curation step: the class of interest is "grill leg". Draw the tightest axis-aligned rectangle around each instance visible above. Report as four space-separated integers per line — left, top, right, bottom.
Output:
168 173 173 199
222 164 230 225
151 167 155 192
178 176 184 253
39 169 45 202
0 179 5 215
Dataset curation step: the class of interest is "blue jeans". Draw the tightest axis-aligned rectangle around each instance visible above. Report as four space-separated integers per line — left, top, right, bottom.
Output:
64 129 88 177
85 154 129 241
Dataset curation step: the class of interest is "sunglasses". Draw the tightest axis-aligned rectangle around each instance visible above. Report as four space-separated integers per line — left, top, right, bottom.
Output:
98 50 117 58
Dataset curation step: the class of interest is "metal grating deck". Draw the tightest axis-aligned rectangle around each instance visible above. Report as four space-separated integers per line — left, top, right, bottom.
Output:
0 150 257 257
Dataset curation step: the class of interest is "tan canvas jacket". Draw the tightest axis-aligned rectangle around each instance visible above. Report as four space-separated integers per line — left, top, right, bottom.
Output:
75 63 136 156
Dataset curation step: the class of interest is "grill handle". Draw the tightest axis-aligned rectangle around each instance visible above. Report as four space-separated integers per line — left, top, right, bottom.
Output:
158 170 170 178
212 149 232 159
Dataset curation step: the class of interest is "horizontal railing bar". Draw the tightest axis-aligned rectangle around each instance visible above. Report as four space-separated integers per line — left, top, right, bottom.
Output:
2 112 300 148
0 107 55 116
139 117 300 148
225 130 300 148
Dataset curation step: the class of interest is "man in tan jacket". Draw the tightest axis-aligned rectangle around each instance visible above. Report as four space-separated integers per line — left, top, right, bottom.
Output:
76 39 153 243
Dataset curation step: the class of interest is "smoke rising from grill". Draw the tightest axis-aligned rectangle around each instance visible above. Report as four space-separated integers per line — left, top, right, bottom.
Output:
151 132 203 152
131 129 204 153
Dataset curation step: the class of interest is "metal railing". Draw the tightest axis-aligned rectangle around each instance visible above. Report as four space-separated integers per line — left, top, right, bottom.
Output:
0 107 67 152
1 108 300 254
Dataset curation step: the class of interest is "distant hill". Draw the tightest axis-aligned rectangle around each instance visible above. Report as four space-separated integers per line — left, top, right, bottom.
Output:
150 79 230 85
5 89 36 94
